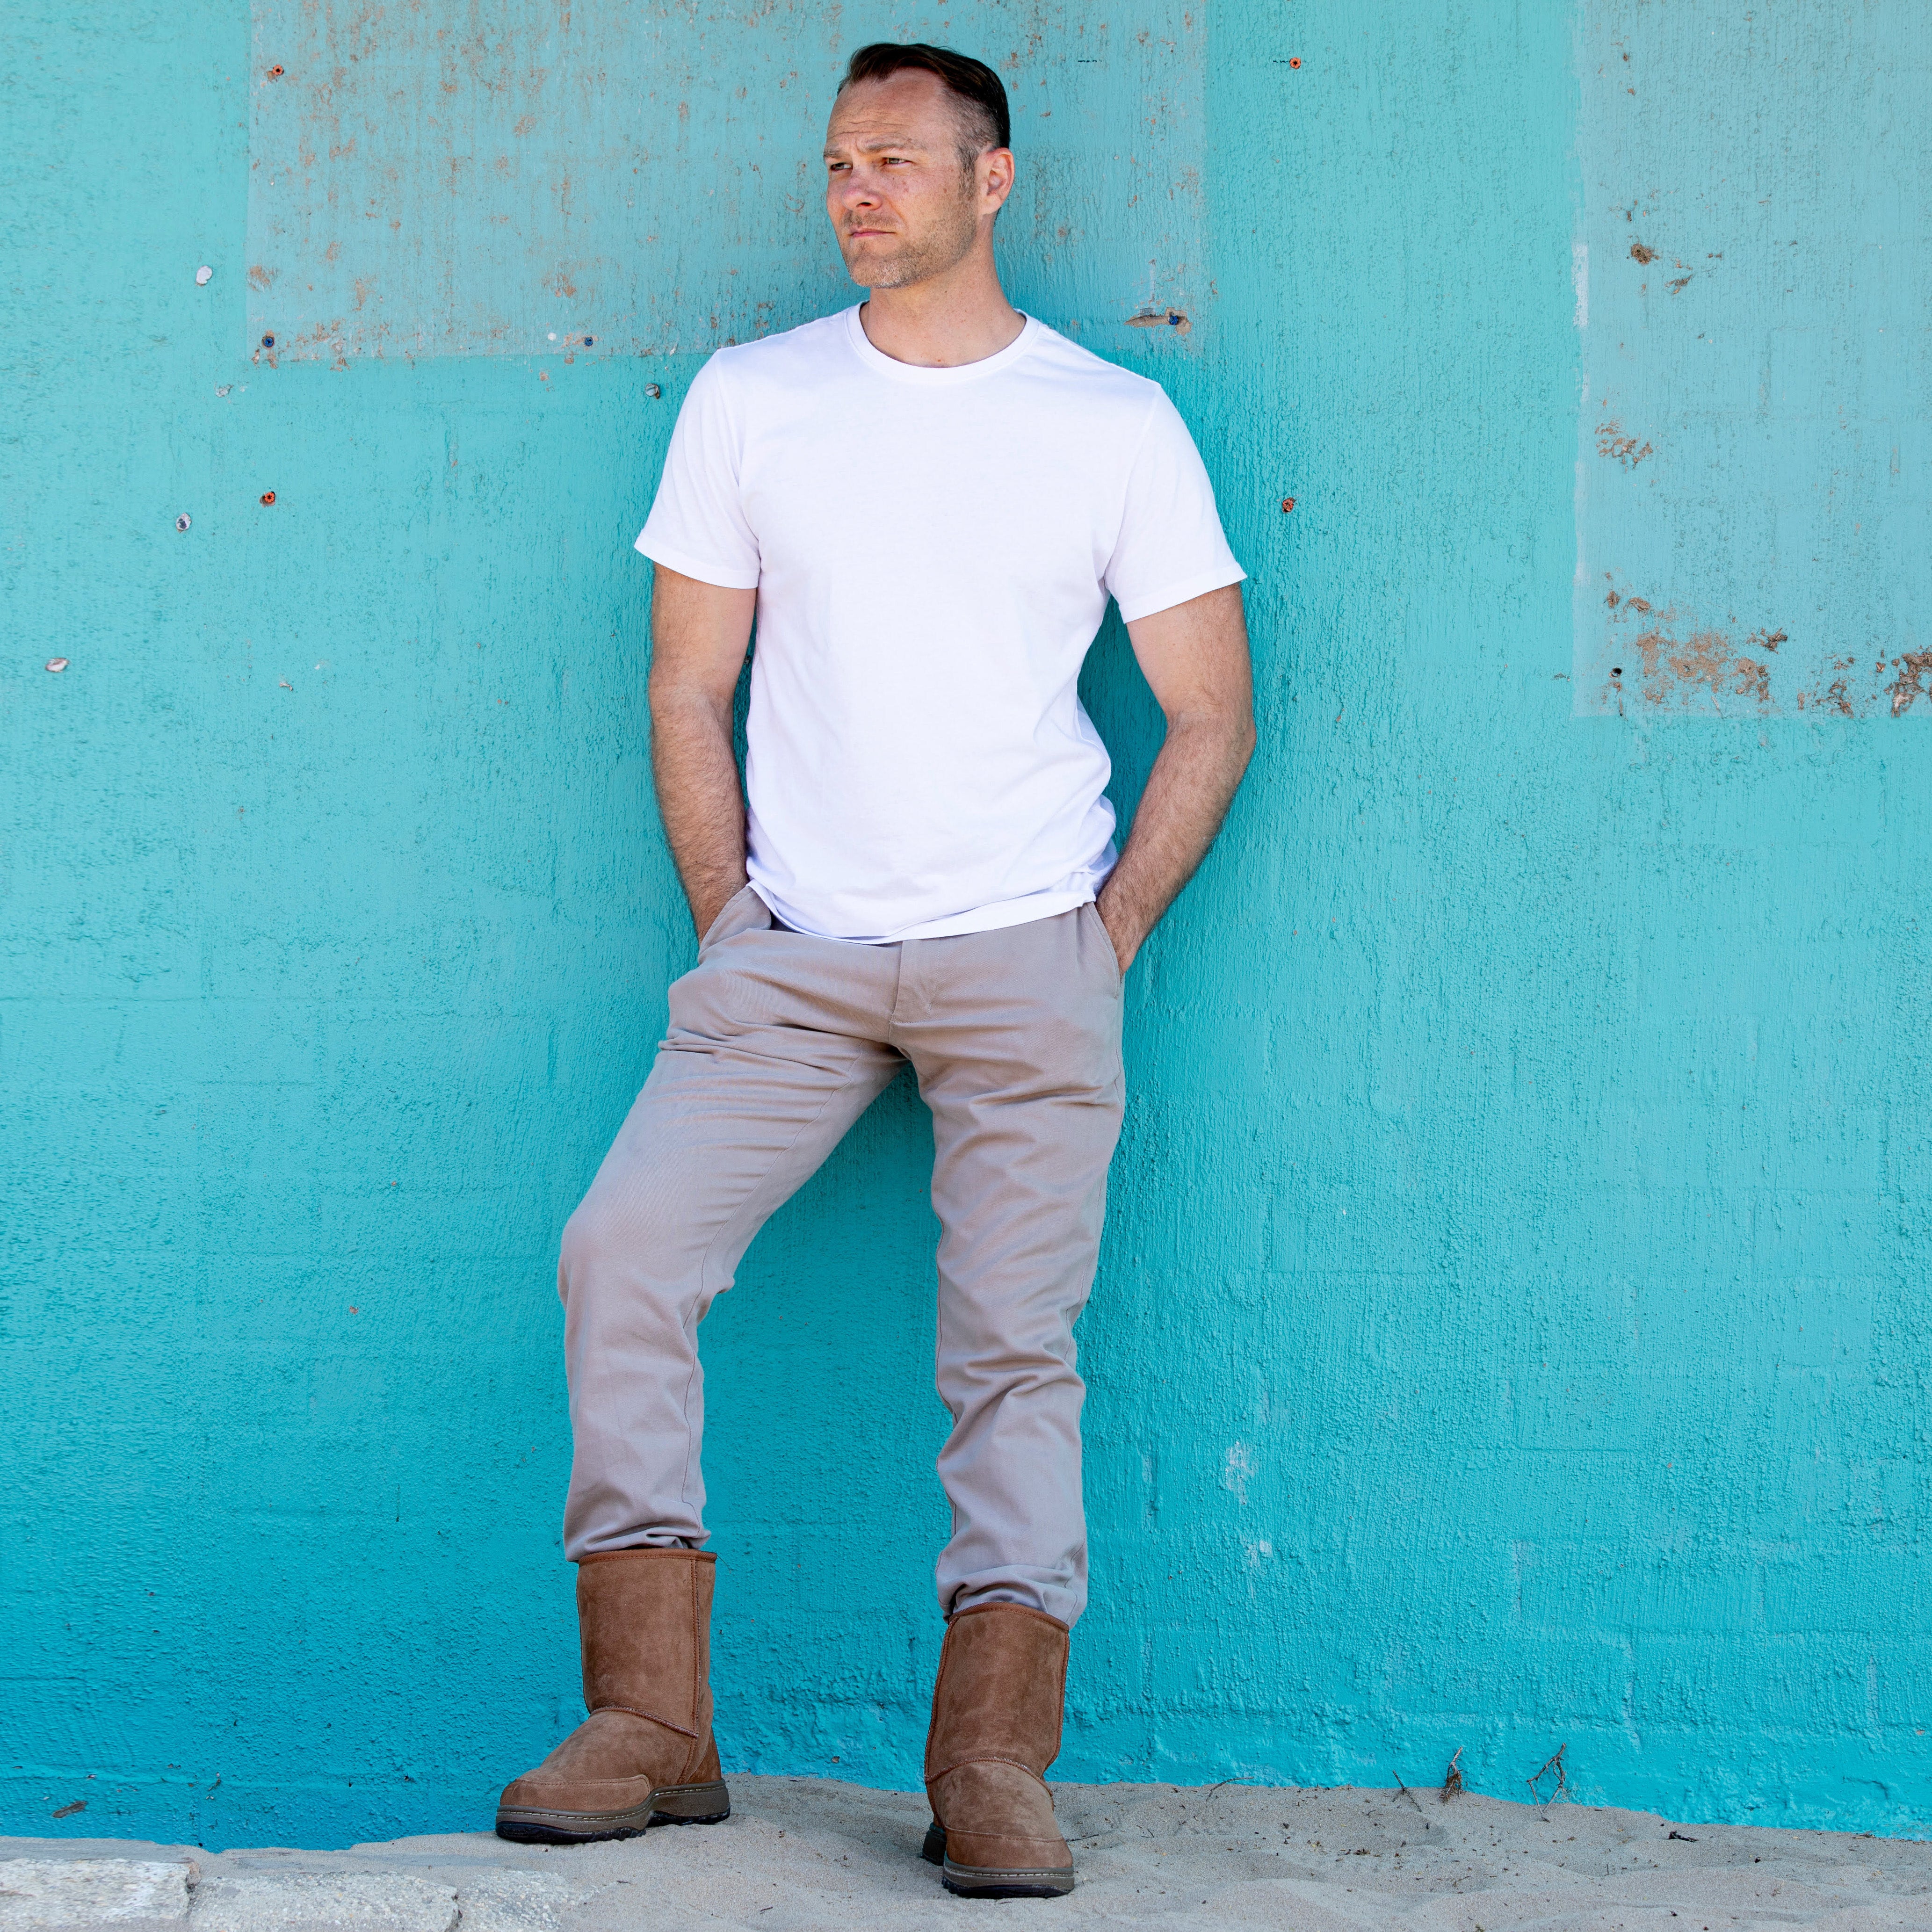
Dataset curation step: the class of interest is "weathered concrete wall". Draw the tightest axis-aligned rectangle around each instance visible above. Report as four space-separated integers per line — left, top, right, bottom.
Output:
1574 3 1932 716
245 0 1205 359
3 0 1929 1850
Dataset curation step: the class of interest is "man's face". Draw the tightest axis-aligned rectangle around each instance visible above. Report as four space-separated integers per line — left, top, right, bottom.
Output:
824 72 1002 289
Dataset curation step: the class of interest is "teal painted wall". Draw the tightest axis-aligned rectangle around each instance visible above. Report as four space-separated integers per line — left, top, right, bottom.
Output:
4 0 1929 1851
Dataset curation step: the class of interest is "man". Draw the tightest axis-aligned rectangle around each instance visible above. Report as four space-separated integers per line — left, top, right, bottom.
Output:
496 42 1253 1899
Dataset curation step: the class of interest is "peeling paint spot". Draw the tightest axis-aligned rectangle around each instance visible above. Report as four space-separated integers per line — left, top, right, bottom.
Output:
1280 497 1295 513
45 658 69 673
175 514 192 532
1631 624 1766 709
1629 241 1657 264
1888 651 1932 716
1127 307 1191 333
1595 419 1653 467
1775 649 1930 719
1606 587 1781 715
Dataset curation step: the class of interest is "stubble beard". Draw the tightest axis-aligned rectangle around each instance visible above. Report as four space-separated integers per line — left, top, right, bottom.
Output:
841 173 980 291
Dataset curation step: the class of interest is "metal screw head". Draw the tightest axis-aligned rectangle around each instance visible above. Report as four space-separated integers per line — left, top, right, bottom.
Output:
645 384 662 399
261 333 275 348
582 335 594 347
176 513 192 532
196 265 213 286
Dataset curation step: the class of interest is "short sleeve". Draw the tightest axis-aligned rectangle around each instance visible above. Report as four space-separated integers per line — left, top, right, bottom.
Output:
1102 391 1246 623
634 354 761 589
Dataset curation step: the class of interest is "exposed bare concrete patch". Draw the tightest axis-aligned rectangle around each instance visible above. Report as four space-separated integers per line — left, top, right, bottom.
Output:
191 1876 454 1932
0 1860 192 1932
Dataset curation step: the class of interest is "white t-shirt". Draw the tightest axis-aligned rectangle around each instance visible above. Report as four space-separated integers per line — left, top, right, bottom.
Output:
636 306 1244 943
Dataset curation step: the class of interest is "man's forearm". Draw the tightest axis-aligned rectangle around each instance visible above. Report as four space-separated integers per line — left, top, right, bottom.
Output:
650 693 749 939
1095 714 1254 970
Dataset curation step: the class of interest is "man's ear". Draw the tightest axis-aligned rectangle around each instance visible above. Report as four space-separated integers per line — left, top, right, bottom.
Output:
979 146 1015 214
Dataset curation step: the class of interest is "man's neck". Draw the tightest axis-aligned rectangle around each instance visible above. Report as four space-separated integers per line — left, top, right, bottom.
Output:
860 252 1025 369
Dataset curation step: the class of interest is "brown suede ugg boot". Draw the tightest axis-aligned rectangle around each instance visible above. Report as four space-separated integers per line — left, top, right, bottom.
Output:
495 1548 729 1843
919 1602 1076 1897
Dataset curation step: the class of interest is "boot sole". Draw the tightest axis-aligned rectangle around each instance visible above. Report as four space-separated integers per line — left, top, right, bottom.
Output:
496 1780 730 1844
920 1822 1075 1897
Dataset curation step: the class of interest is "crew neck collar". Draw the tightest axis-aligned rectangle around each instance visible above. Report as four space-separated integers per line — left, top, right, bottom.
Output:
844 304 1043 384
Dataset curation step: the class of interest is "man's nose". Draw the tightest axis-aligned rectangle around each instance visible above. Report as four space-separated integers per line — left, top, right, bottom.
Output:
836 170 881 209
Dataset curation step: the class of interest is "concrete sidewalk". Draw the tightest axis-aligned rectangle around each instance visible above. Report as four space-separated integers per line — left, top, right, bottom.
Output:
6 1777 1929 1931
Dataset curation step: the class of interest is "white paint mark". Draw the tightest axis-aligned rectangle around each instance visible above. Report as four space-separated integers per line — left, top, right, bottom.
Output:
1573 457 1590 588
547 331 557 340
1572 240 1588 329
45 658 69 673
1222 1441 1254 1505
1243 1537 1273 1570
196 265 214 285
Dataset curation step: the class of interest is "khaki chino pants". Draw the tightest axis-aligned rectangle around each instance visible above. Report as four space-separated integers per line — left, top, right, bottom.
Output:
559 886 1126 1626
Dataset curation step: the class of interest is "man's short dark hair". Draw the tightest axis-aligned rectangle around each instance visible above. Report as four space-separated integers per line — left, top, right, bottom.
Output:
840 43 1011 164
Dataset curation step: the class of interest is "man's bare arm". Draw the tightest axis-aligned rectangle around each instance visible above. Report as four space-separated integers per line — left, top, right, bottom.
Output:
1095 583 1256 973
647 564 759 939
